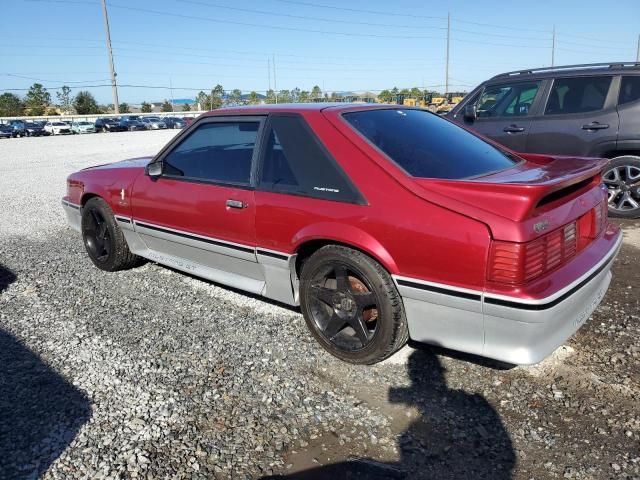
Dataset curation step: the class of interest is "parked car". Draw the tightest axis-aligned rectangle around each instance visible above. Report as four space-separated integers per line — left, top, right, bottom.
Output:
8 120 26 137
0 124 13 139
62 104 621 366
95 117 127 133
23 122 48 136
118 116 146 131
44 121 72 135
71 121 96 134
448 62 640 218
140 117 168 130
163 117 187 129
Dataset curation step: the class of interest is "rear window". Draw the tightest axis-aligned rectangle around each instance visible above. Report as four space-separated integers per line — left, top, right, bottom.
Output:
343 108 518 179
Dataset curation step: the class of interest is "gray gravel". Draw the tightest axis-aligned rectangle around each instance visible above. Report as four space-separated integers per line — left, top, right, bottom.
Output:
0 133 639 479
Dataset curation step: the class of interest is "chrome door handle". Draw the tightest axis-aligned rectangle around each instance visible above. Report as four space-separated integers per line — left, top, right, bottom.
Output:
503 125 525 133
226 199 245 209
582 122 609 130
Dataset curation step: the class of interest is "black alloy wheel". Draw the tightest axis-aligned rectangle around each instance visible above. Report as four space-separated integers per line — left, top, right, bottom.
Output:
300 245 408 364
80 197 142 271
83 207 112 264
603 156 640 218
307 262 380 351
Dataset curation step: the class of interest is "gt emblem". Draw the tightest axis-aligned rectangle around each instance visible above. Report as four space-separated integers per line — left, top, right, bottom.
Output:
533 219 549 233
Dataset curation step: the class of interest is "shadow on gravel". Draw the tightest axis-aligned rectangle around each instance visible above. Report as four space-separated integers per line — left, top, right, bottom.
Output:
0 265 92 479
263 349 515 479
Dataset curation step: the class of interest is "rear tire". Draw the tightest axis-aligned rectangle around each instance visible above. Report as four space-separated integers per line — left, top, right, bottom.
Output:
81 197 141 271
299 245 408 364
603 156 640 218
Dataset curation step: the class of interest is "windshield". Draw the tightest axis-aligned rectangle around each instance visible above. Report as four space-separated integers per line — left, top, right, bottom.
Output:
53 122 66 126
343 108 518 180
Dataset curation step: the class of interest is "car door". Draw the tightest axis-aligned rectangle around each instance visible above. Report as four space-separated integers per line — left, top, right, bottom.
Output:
453 80 543 152
525 75 620 156
131 116 266 294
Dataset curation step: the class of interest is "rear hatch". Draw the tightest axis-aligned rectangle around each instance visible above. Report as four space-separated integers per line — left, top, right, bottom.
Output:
412 153 609 287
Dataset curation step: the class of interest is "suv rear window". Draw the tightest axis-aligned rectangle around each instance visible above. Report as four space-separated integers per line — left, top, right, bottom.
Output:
545 76 612 115
344 108 518 179
619 76 640 105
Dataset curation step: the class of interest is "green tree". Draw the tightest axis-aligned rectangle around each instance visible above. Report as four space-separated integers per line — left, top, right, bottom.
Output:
229 89 243 105
140 101 152 113
182 103 191 112
0 93 24 116
210 84 224 109
56 86 73 114
195 91 208 110
311 85 322 101
247 91 259 105
378 89 392 103
161 100 173 112
73 91 100 114
410 87 422 98
278 90 292 103
265 89 276 104
290 87 301 103
119 102 131 113
25 83 51 116
299 90 310 103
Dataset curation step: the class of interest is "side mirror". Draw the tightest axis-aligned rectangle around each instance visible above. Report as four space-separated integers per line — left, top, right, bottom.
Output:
146 162 163 177
463 104 477 122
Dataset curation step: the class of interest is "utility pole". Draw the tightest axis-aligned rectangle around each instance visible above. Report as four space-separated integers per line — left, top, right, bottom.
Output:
272 54 278 104
445 12 450 96
636 34 640 62
551 25 556 67
100 0 119 114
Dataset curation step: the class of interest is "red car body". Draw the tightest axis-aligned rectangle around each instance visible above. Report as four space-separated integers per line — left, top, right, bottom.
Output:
63 104 621 364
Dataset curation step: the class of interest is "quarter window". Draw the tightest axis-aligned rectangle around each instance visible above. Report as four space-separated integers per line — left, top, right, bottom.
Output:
259 115 362 203
545 76 612 115
619 76 640 105
163 121 259 184
476 82 540 118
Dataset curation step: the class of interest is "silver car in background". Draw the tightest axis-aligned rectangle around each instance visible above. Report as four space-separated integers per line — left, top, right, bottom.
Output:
140 117 167 130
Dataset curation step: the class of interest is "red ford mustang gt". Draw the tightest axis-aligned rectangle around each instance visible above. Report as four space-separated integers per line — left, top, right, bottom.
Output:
62 104 621 365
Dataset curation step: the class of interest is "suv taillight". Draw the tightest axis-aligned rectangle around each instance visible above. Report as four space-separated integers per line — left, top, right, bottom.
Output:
488 201 607 286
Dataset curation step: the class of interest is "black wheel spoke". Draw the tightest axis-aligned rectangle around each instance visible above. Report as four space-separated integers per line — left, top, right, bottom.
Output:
323 312 346 340
334 265 349 292
90 208 101 228
353 291 376 309
348 313 371 345
309 285 336 307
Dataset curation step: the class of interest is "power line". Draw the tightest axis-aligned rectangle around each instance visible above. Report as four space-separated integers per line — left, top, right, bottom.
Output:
269 0 446 20
177 0 446 31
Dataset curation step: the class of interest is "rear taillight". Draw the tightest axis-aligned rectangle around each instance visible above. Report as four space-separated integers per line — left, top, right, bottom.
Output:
488 201 607 286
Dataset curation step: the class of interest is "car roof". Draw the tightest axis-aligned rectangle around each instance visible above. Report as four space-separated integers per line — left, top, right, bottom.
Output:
488 62 640 83
203 102 397 117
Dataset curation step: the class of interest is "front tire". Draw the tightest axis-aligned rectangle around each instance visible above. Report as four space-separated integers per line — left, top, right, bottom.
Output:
299 245 408 364
603 156 640 218
81 197 141 271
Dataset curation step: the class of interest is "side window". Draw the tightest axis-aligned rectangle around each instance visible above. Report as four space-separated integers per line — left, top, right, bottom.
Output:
476 82 540 118
545 76 612 115
619 76 640 105
163 121 259 185
259 115 363 203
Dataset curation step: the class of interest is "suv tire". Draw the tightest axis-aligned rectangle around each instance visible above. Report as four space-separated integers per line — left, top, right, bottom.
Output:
603 156 640 218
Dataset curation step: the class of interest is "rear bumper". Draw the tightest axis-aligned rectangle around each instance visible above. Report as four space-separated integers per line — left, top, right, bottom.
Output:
395 229 622 365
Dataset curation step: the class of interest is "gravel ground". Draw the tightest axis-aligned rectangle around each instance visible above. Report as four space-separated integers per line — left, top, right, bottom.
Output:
0 132 638 479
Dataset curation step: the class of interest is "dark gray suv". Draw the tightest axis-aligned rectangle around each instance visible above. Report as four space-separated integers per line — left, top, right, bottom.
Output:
448 62 640 218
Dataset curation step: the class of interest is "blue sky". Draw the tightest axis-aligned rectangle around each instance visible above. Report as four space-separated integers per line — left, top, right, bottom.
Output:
2 0 639 104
